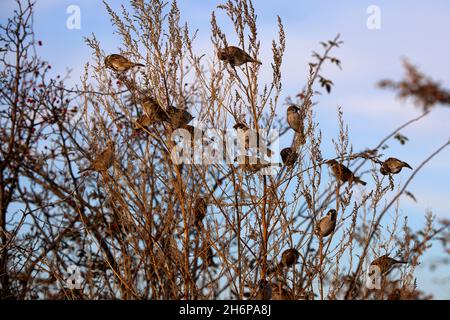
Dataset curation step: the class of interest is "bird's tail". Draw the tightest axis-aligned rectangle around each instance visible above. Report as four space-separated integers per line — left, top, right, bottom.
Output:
403 162 413 170
253 59 262 65
271 163 283 168
356 178 367 186
395 259 408 264
134 63 145 68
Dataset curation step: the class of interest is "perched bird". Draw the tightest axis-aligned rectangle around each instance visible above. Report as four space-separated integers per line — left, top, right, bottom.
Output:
280 147 298 167
255 279 272 300
234 122 273 156
104 54 144 72
370 255 407 275
167 105 194 128
218 46 261 67
269 248 300 274
133 114 152 132
315 209 337 238
287 105 304 133
79 141 114 173
326 159 367 186
380 157 413 175
193 197 207 228
234 155 280 173
143 97 170 121
280 248 300 267
203 245 217 268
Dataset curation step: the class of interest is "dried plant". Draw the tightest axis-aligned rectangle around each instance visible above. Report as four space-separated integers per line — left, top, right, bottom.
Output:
0 0 449 300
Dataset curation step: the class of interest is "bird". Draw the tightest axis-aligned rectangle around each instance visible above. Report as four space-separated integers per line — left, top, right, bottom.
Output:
193 197 207 228
280 147 298 167
380 157 413 175
326 159 367 186
280 248 300 267
269 248 300 274
234 122 273 156
370 255 407 275
255 279 272 300
166 105 194 128
203 245 217 268
133 114 153 132
217 46 261 67
287 105 304 133
315 209 337 238
79 141 114 173
234 155 280 173
104 54 144 72
142 97 170 123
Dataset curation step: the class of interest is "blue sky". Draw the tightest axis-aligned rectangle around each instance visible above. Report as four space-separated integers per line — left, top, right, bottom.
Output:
1 0 449 298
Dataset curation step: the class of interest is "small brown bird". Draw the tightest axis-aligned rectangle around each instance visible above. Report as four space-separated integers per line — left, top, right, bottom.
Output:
280 147 298 167
193 197 207 228
287 105 304 134
167 105 194 128
218 46 261 67
269 248 300 274
79 141 114 173
256 279 272 300
280 248 300 267
315 209 337 238
380 157 413 175
234 122 273 156
133 114 152 132
179 124 203 137
142 97 170 123
234 155 280 173
104 54 144 72
326 159 367 186
370 255 407 275
203 245 217 268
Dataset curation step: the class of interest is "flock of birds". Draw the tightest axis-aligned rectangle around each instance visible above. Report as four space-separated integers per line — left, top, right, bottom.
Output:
85 47 413 178
83 46 413 298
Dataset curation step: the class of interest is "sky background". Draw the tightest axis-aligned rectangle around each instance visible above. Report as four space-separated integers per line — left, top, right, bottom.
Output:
1 0 449 298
